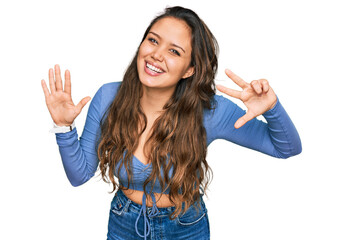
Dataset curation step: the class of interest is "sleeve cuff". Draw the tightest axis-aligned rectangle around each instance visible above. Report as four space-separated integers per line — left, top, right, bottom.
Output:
49 122 76 134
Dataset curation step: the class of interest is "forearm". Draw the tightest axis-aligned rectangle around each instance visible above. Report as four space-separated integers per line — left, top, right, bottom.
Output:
56 128 99 186
212 95 302 158
261 99 302 158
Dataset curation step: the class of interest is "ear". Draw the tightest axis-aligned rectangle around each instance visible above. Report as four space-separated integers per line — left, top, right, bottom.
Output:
182 66 195 79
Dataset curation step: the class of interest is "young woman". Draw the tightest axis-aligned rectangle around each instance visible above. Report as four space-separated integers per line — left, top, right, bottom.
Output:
41 6 302 240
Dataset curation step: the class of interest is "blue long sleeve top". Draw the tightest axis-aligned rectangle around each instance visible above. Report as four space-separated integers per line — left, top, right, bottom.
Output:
55 82 302 191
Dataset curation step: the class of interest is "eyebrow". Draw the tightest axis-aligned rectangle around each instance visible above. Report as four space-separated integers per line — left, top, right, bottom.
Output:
149 31 186 53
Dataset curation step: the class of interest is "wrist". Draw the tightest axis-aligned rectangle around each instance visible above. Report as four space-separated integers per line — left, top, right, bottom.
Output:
269 100 277 111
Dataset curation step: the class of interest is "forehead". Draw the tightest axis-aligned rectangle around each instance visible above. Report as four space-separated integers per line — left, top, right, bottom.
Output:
149 17 192 49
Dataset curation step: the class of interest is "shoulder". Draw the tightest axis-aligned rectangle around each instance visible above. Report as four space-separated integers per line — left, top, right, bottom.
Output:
98 81 121 97
211 94 233 107
94 81 121 103
88 81 121 117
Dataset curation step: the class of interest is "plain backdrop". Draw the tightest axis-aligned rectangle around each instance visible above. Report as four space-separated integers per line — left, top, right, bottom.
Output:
1 0 361 239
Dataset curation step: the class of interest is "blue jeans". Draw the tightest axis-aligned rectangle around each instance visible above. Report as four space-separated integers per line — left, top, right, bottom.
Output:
107 190 210 240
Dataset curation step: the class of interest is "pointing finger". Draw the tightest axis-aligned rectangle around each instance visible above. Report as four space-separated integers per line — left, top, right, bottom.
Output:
216 84 241 99
225 69 248 89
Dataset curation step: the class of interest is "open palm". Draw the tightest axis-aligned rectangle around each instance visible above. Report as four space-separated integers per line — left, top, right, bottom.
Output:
216 69 277 129
41 64 91 126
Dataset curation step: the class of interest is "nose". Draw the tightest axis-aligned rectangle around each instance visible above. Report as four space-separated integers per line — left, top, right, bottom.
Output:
151 47 164 62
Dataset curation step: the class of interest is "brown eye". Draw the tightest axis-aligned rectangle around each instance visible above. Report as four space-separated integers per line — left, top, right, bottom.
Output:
171 49 180 56
148 38 158 44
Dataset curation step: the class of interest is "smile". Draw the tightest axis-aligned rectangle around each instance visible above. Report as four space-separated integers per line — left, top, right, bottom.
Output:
146 62 165 74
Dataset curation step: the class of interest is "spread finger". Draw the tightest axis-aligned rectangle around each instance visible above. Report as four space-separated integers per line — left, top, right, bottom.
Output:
41 79 50 98
64 69 71 95
54 64 63 91
48 68 56 94
216 84 241 99
225 69 248 89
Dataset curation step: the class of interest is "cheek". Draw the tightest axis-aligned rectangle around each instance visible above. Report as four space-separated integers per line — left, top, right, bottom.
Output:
137 44 149 66
138 42 150 58
136 54 142 72
168 59 188 75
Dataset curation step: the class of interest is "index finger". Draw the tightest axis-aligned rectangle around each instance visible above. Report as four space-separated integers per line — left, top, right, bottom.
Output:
225 69 249 89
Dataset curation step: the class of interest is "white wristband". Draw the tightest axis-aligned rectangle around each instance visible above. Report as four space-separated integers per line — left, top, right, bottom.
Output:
49 122 76 134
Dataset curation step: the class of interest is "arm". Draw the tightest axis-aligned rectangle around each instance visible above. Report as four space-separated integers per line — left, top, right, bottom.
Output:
214 69 302 158
55 86 103 186
41 64 105 186
211 95 302 158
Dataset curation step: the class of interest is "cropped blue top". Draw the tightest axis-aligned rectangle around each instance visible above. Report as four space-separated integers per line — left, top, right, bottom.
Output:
56 81 301 188
55 82 301 239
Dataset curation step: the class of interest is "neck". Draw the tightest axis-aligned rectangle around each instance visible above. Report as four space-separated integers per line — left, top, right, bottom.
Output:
140 85 175 116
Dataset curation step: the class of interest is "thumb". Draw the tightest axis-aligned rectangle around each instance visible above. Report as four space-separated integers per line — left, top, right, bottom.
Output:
235 111 254 129
74 96 91 115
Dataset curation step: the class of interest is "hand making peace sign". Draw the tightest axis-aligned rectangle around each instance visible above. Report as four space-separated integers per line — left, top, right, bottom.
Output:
41 64 91 126
216 69 278 129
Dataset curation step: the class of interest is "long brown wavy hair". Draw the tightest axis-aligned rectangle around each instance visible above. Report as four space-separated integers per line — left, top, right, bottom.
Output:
97 6 219 219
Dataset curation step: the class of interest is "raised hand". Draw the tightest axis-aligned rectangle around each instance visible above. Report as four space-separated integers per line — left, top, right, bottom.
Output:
216 69 277 129
41 64 91 126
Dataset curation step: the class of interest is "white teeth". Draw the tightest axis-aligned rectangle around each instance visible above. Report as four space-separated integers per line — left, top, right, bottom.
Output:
146 63 163 73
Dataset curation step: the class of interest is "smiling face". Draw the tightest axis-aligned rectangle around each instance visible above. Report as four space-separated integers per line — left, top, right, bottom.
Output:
137 17 194 94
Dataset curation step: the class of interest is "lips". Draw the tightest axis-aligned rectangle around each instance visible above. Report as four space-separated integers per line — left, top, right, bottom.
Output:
144 61 165 76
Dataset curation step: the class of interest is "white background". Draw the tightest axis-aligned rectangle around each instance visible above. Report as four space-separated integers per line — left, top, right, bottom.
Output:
1 0 361 239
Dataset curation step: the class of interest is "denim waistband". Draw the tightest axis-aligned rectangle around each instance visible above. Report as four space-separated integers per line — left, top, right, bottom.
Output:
116 190 176 217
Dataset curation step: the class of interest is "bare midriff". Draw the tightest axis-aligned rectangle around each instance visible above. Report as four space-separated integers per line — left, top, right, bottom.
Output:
121 188 175 208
